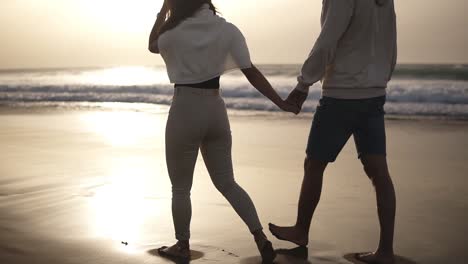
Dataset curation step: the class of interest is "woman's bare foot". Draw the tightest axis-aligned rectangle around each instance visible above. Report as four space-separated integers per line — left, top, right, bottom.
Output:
253 230 276 263
158 241 191 261
355 252 395 264
268 223 308 246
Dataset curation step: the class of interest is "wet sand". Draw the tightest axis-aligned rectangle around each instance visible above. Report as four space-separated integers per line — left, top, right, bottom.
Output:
0 106 467 264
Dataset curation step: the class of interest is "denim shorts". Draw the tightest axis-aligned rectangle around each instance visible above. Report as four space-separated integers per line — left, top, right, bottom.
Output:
306 96 387 162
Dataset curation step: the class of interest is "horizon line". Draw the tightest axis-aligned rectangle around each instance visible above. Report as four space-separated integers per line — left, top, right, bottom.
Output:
1 62 467 72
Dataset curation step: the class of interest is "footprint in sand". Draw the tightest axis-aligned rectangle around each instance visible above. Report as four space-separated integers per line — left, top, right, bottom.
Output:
344 253 419 264
148 244 240 263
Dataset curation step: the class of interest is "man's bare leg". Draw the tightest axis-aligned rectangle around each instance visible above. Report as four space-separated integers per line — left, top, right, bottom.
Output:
269 158 328 246
356 155 396 264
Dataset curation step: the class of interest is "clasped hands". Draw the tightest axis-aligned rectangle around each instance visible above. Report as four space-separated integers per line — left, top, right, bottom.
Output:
278 89 308 115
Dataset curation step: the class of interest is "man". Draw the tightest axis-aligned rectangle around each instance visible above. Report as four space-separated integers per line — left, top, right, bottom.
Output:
269 0 397 263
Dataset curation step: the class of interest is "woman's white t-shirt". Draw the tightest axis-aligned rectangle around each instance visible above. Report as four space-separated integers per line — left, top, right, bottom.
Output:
158 4 252 84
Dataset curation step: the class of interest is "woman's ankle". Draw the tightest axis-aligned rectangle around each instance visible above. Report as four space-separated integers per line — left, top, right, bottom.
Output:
252 229 267 240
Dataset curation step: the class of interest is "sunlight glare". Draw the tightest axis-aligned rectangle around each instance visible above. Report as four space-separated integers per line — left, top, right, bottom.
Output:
79 0 164 34
90 164 158 247
81 111 157 147
79 66 167 86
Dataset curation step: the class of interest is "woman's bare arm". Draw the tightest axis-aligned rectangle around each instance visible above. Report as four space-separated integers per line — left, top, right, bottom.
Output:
242 65 299 114
148 2 169 54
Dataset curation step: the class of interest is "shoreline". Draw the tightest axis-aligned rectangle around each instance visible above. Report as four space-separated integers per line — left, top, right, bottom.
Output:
1 101 468 122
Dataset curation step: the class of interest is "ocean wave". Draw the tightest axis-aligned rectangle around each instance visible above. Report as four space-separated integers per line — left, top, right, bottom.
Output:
247 64 468 81
1 78 467 104
1 65 467 118
2 93 467 119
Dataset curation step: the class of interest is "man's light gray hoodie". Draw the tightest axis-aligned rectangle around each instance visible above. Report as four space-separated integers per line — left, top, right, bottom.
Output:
296 0 397 99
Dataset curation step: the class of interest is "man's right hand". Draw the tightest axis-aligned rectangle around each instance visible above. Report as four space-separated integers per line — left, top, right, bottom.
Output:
285 89 308 113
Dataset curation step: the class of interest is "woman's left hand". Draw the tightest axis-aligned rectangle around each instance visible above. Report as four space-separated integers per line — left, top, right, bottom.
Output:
278 100 300 115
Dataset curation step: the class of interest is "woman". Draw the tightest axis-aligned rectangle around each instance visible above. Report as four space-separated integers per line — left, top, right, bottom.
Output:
148 0 298 262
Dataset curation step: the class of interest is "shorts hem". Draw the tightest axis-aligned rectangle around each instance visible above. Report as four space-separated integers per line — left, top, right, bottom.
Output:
306 152 337 163
357 152 387 159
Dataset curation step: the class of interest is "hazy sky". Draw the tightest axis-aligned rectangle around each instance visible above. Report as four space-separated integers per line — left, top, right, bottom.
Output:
1 0 467 69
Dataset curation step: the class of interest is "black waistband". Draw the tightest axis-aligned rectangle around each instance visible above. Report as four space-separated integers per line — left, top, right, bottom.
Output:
175 76 220 89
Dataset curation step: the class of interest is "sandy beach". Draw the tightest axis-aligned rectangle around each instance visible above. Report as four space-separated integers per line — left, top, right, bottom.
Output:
1 105 467 264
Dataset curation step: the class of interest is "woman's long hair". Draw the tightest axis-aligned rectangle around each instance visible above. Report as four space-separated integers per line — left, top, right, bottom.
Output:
158 0 217 35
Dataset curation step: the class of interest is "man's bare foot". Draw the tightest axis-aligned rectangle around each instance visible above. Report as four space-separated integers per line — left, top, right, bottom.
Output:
355 252 395 264
158 241 191 261
268 223 308 246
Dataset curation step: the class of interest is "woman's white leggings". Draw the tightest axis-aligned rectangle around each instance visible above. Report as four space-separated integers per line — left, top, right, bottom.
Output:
165 87 263 241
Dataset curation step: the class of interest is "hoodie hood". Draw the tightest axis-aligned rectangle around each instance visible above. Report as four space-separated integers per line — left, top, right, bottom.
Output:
375 0 388 6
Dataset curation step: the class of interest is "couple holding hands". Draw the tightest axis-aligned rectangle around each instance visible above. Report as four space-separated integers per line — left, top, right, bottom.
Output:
149 0 397 263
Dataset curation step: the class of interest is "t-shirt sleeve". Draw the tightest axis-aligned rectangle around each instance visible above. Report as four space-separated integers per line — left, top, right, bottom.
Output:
225 25 252 70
